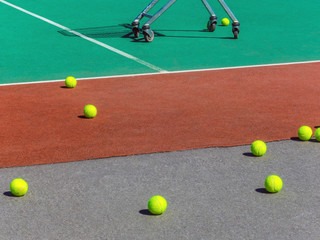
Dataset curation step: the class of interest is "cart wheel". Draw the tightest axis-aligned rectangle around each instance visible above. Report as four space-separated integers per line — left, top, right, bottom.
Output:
132 28 139 38
233 30 239 39
207 21 216 32
143 30 154 42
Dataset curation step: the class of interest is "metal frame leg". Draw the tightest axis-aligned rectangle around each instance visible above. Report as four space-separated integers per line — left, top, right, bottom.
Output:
143 0 177 26
132 0 160 24
201 0 216 17
217 0 240 38
131 0 177 42
201 0 218 32
131 0 160 38
217 0 237 22
142 0 177 41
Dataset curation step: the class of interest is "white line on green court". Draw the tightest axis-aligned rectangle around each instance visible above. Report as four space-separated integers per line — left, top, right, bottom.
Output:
0 60 319 86
0 0 167 73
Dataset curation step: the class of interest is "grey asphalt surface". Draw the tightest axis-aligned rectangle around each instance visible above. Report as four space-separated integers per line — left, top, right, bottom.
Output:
1 139 320 240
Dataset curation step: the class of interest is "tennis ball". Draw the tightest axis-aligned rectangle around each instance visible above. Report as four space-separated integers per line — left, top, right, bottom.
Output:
148 195 167 215
65 76 77 88
221 18 230 26
265 175 283 193
298 126 313 141
10 178 28 197
251 140 267 156
83 104 97 118
315 128 320 141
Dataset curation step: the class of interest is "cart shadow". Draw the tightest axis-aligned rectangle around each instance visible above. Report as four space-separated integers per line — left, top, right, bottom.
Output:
129 35 235 42
58 24 133 38
58 23 235 40
129 28 235 41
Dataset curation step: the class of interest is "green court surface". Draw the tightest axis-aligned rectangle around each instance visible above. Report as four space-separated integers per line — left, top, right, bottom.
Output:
0 0 319 84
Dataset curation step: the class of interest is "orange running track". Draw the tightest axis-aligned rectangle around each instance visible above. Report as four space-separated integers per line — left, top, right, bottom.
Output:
0 62 319 168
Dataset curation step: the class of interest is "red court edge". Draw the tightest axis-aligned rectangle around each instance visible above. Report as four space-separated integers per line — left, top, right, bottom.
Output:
0 63 319 168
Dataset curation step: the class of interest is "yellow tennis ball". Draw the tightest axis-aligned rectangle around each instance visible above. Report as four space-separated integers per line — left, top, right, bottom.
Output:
315 128 320 141
148 195 167 215
65 76 77 88
221 18 230 26
83 104 97 118
298 126 313 141
10 178 28 197
251 140 267 156
265 175 283 193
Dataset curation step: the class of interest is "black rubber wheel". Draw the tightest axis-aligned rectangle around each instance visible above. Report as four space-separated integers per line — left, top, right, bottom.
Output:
143 30 154 42
233 30 239 39
132 28 139 38
207 21 216 32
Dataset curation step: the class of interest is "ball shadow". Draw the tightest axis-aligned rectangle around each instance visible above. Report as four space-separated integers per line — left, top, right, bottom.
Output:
78 115 90 119
290 137 301 141
255 188 273 194
139 209 154 216
243 152 256 157
3 191 15 197
291 137 319 143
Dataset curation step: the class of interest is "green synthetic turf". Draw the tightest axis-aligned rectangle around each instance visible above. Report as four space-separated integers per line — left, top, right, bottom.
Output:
0 0 319 83
0 1 153 84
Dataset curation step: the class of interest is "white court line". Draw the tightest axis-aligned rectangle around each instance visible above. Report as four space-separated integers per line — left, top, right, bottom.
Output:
0 60 319 86
0 0 166 73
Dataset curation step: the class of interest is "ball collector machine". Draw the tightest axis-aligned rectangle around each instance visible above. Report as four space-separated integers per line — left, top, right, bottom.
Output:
131 0 240 42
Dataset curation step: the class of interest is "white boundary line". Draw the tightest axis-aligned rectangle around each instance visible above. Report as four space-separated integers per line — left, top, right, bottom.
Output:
0 60 319 87
0 0 166 73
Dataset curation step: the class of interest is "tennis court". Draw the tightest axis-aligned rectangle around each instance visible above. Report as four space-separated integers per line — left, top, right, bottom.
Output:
0 0 320 238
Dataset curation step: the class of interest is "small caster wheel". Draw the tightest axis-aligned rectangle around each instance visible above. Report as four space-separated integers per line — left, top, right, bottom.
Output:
233 30 239 39
232 22 240 39
143 30 154 42
132 27 139 38
207 21 216 32
207 16 217 32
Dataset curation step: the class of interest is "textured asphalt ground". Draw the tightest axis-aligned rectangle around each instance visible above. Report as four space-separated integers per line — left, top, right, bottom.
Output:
1 139 320 240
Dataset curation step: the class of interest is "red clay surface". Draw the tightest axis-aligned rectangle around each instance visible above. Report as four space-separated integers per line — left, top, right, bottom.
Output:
0 62 319 168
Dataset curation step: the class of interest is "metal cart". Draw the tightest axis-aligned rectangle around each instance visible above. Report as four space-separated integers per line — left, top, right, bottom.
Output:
131 0 240 42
